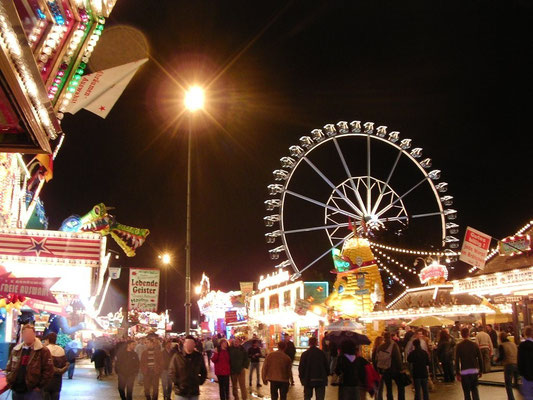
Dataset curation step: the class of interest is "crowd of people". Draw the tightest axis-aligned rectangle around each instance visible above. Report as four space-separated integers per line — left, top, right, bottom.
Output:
6 323 533 400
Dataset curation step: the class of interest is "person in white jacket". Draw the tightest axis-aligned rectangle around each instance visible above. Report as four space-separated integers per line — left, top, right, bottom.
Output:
43 332 70 400
476 329 493 373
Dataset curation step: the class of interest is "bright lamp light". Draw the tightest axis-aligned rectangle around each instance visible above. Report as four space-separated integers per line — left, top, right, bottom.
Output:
184 86 205 111
194 285 202 295
161 253 171 265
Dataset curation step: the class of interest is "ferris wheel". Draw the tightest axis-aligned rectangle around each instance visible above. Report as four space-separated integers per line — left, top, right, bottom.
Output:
264 120 460 284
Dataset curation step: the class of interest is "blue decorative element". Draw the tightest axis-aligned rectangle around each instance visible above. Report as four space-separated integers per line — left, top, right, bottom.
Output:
60 215 82 232
36 8 46 19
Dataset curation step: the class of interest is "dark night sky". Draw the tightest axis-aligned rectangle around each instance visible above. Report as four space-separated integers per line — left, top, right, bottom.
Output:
40 1 533 330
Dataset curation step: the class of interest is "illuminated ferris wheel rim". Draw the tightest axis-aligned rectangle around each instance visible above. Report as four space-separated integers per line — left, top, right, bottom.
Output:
264 121 460 281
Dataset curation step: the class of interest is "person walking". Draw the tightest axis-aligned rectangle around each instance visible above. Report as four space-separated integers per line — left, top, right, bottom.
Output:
161 341 174 400
455 327 483 400
299 337 328 400
140 338 163 400
518 326 533 400
91 347 107 380
212 339 231 400
5 324 54 400
407 339 430 400
376 331 404 400
65 346 77 380
228 337 249 400
204 337 214 367
476 328 493 373
436 330 455 383
135 338 147 385
169 335 207 400
497 332 518 400
262 341 293 400
335 340 367 400
248 340 262 388
115 340 140 400
487 325 499 362
284 336 296 385
43 333 69 400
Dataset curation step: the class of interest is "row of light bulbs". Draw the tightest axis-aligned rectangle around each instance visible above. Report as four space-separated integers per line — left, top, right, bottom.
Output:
375 254 409 288
368 240 459 257
372 247 418 275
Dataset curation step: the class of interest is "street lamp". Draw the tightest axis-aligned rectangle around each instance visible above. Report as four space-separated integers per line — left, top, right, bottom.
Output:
159 253 171 311
184 86 205 335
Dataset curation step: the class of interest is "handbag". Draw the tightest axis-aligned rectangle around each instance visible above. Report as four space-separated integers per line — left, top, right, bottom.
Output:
398 371 412 387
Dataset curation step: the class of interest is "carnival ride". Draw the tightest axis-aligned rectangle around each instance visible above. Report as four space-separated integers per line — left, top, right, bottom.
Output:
264 120 460 297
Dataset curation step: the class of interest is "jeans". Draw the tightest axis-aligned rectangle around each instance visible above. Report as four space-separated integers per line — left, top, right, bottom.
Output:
480 348 491 373
383 371 405 400
442 359 454 382
521 377 533 400
206 350 212 365
231 369 247 400
118 374 135 400
504 364 519 400
217 375 230 400
269 381 289 400
460 373 480 400
249 363 260 386
67 362 75 379
12 391 43 400
303 385 326 400
338 385 360 400
143 370 160 400
161 370 172 399
414 378 429 400
176 397 199 400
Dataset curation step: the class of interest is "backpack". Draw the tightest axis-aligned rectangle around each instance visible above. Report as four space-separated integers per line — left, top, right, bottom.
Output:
365 363 381 395
376 342 394 370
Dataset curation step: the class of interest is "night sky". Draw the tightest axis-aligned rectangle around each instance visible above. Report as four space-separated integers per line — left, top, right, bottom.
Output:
39 1 533 330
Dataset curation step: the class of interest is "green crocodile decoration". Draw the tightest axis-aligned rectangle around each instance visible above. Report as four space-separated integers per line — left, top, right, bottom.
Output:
60 203 150 257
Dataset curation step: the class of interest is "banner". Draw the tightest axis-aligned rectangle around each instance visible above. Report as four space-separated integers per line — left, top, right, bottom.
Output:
0 274 59 303
128 268 160 312
239 282 254 295
24 298 68 316
303 282 329 304
109 267 121 279
459 227 492 269
225 310 238 324
499 235 531 256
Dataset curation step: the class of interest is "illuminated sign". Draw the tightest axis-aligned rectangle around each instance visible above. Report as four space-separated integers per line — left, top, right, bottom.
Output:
419 263 448 285
303 282 329 304
128 268 160 312
499 235 531 256
258 269 290 291
452 267 533 295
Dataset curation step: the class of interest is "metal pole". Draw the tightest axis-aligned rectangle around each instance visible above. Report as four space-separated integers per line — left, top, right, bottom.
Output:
165 266 168 311
185 116 192 335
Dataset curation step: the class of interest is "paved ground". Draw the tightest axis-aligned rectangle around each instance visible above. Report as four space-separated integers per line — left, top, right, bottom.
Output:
51 359 519 400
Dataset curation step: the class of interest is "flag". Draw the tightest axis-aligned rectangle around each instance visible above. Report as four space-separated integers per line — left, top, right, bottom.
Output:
66 58 148 119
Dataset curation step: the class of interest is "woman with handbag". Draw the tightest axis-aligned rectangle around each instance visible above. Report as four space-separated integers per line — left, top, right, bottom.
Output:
407 339 430 400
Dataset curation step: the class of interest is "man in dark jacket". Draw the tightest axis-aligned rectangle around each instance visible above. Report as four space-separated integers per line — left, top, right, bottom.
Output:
115 340 140 400
455 327 483 400
91 347 107 380
298 337 329 400
518 325 533 399
161 341 174 400
248 340 262 388
5 324 54 400
169 335 207 400
407 339 430 400
140 338 163 400
229 337 250 400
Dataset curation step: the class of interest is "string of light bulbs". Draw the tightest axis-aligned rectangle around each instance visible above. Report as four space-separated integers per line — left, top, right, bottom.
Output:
471 219 533 273
372 248 418 275
369 241 459 257
375 254 409 288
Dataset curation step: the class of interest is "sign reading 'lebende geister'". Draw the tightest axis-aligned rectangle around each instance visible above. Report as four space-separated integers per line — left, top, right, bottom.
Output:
128 268 160 312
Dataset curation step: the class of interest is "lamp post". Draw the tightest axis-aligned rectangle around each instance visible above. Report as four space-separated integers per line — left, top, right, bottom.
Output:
159 253 171 311
184 86 205 335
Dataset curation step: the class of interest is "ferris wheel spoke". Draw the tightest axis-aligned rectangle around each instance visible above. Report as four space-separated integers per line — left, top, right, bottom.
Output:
283 223 350 235
371 151 402 215
297 232 354 276
286 190 360 220
375 176 428 218
333 138 367 214
381 211 444 222
366 133 371 211
302 157 364 217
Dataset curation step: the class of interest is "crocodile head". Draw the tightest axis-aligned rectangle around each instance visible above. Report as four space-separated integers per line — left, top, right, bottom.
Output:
78 203 111 233
110 222 150 257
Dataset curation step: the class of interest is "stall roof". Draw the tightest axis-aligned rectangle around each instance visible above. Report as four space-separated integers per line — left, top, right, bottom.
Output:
387 285 484 310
